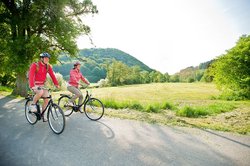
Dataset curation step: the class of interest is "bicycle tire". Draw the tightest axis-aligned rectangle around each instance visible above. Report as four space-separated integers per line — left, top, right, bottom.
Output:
58 95 74 117
84 98 104 121
48 103 65 134
25 99 38 125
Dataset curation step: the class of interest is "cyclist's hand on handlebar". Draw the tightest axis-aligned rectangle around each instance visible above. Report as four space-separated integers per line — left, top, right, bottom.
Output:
56 85 60 89
31 87 36 91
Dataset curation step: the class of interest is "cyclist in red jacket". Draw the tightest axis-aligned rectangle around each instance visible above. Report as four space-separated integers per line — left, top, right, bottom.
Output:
67 61 90 108
28 52 60 116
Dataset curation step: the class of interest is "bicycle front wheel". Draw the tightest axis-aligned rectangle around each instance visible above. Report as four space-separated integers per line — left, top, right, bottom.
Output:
84 98 104 121
25 99 38 125
48 104 65 134
58 96 74 117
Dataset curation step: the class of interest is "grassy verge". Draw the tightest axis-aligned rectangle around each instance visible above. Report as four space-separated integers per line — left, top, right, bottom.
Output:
88 83 250 135
1 83 249 134
0 86 13 96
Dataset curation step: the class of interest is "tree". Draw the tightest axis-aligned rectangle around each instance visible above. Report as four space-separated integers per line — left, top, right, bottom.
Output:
209 35 250 99
106 61 130 86
0 0 97 96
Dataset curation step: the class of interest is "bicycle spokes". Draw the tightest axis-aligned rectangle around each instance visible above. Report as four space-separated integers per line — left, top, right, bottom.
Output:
84 98 104 121
48 104 65 134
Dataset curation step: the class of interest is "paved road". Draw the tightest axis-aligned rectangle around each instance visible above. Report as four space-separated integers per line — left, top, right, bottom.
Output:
0 95 250 166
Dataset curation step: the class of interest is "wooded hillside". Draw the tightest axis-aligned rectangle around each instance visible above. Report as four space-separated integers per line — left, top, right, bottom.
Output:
53 48 153 82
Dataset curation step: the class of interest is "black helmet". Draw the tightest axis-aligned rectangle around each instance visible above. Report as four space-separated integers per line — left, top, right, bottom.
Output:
40 52 51 58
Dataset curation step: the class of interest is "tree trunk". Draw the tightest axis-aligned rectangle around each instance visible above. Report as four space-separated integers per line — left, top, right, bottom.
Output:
12 73 28 97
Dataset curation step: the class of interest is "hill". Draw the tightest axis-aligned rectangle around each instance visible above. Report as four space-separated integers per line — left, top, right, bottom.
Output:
53 48 153 82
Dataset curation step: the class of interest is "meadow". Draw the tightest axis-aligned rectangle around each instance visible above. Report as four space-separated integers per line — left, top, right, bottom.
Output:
79 83 250 135
1 83 249 134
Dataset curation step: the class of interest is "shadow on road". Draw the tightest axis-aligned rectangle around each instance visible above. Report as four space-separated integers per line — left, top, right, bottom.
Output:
96 120 115 139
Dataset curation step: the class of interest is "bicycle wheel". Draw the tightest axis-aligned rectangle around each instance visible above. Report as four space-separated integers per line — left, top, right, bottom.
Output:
84 98 104 121
25 99 38 125
48 103 65 134
58 96 74 117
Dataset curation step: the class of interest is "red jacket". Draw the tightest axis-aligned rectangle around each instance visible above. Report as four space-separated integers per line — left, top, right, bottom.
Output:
68 69 89 87
29 61 59 88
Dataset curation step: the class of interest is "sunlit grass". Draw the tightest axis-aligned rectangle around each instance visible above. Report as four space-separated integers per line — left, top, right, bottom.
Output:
91 82 221 105
0 86 12 92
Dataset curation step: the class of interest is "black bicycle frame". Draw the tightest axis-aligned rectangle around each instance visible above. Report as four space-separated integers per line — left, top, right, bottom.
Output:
71 91 90 111
36 96 53 119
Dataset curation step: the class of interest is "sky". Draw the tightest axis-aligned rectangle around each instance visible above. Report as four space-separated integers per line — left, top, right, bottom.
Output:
77 0 250 74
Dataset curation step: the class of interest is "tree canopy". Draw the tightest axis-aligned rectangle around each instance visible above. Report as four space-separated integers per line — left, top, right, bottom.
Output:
0 0 97 96
209 34 250 99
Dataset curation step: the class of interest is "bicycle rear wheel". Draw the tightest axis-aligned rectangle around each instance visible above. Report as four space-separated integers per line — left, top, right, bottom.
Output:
84 98 104 121
25 99 38 125
48 104 65 134
58 96 74 117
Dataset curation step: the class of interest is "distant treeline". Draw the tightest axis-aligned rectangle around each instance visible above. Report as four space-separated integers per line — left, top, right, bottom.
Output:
53 48 212 84
170 60 214 83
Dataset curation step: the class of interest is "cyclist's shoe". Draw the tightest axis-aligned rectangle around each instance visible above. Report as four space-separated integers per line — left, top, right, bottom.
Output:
65 101 74 107
29 104 37 113
79 108 83 112
42 115 48 122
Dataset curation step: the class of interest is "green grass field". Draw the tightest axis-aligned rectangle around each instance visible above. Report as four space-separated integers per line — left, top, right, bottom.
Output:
91 82 220 104
83 83 250 135
1 83 250 134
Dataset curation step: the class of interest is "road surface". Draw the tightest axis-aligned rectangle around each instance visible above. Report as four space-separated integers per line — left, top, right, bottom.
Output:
0 95 250 166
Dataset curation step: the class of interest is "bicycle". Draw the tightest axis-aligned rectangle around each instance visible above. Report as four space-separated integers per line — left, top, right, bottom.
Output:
24 87 66 134
58 87 104 121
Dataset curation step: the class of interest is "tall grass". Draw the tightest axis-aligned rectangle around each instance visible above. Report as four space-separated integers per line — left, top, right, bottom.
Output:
0 86 12 92
101 98 175 113
176 103 236 118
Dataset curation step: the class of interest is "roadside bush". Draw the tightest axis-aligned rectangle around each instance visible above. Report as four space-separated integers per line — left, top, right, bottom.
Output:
45 72 67 91
98 78 109 87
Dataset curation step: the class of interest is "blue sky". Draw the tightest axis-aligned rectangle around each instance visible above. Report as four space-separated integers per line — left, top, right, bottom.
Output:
77 0 250 74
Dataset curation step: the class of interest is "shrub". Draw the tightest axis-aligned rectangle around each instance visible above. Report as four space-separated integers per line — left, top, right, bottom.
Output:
161 101 175 110
98 79 109 87
145 104 161 113
45 72 67 90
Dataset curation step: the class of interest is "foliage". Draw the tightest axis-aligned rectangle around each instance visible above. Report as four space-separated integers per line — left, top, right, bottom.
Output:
0 0 98 96
0 85 12 92
45 72 67 91
0 73 15 87
169 74 180 82
97 79 109 88
53 48 153 83
209 35 250 99
105 61 169 86
172 60 213 83
79 48 153 72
